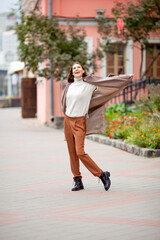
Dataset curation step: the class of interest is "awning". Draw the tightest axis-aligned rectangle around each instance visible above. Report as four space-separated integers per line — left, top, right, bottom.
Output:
8 61 25 75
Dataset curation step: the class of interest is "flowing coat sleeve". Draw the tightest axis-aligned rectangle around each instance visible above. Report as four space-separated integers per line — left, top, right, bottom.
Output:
61 80 70 114
84 74 132 135
84 74 132 108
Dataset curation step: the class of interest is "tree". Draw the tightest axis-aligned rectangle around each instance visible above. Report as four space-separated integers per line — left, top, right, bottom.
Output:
113 0 160 78
16 10 95 81
96 0 160 78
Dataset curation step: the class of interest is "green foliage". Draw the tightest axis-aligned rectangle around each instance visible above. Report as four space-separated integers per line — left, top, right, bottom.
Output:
112 0 160 44
148 84 160 112
97 0 160 45
105 112 142 139
105 103 136 120
135 84 160 115
16 10 96 80
96 0 160 76
126 122 160 149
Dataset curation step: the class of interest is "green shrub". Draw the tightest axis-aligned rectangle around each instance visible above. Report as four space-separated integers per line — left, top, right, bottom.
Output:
126 122 160 149
148 84 160 112
135 84 160 114
105 103 136 120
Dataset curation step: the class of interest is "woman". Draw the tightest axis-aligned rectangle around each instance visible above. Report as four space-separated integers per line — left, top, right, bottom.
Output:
61 63 133 191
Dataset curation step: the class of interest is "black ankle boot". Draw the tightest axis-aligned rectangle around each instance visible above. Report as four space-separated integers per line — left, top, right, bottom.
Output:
99 171 111 191
72 177 84 191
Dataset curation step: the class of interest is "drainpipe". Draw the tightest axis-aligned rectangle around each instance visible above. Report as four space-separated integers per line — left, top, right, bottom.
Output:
48 0 54 121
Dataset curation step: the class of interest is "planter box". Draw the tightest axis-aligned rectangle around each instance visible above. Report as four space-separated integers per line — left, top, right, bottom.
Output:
0 98 21 108
0 99 9 108
86 134 160 158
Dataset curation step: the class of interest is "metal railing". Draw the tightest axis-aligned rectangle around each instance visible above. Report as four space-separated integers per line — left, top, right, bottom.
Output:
108 77 160 106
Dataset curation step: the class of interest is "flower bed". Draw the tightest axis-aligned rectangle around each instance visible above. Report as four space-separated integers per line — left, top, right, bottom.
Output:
87 84 160 157
105 111 160 149
104 85 160 151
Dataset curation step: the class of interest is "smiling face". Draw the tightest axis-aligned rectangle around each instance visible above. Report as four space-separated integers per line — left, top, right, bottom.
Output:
72 63 85 79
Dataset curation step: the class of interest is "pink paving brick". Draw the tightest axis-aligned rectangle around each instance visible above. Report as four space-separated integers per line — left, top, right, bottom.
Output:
0 212 30 226
0 108 160 240
47 214 160 227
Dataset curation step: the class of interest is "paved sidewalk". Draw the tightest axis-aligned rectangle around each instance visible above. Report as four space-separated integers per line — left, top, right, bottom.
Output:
0 108 160 240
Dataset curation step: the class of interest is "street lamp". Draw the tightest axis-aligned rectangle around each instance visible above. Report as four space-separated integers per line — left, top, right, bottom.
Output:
48 0 54 121
117 18 126 113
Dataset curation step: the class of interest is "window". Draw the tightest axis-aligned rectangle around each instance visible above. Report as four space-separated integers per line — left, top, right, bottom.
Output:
106 44 125 75
146 44 160 79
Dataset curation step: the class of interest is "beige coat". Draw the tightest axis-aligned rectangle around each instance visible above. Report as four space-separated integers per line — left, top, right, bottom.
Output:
61 74 132 135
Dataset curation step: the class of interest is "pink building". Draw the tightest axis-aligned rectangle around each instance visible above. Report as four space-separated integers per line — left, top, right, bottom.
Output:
34 0 160 126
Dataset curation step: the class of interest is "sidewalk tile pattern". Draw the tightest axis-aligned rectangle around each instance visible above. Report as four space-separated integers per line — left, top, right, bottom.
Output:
0 108 160 240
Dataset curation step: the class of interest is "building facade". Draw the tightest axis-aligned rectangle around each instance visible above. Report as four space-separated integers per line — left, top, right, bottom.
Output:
25 0 160 124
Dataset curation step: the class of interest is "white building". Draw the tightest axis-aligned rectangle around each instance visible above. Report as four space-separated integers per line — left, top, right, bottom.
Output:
0 12 20 96
1 30 18 69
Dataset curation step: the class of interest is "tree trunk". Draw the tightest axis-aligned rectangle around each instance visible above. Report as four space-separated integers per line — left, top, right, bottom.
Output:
140 44 144 79
141 49 160 79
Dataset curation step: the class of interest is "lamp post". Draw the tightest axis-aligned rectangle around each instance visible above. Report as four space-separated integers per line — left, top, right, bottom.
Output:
117 18 126 113
48 0 54 121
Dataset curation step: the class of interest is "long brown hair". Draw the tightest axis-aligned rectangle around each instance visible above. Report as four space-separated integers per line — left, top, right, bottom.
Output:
67 62 88 83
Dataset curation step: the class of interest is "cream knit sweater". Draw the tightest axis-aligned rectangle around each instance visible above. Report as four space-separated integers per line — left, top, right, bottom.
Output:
66 77 96 117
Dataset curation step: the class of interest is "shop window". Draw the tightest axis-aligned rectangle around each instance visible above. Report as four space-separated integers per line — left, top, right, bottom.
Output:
106 44 125 75
146 44 160 79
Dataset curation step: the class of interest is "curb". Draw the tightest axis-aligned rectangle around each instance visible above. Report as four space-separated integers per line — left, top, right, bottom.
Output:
86 134 160 158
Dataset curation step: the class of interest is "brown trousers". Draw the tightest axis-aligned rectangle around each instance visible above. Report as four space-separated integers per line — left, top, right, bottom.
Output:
64 115 102 179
